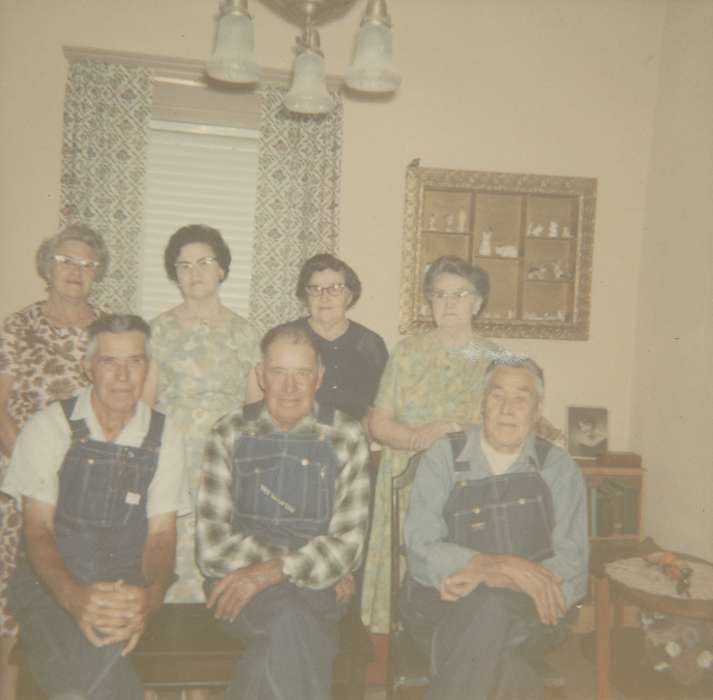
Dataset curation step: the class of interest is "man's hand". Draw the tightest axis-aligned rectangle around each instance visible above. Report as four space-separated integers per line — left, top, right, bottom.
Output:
439 567 514 602
467 554 566 625
207 560 284 622
65 580 146 647
334 574 355 604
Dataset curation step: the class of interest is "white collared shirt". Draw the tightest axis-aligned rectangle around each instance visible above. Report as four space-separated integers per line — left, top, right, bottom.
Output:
2 387 191 518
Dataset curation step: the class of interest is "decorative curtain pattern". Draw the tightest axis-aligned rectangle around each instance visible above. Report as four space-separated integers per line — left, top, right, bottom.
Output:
248 86 343 333
59 59 152 313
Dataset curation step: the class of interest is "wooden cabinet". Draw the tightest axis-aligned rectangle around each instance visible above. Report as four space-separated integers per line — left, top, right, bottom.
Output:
577 460 644 541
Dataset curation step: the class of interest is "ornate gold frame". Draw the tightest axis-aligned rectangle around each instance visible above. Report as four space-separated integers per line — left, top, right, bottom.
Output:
399 163 597 340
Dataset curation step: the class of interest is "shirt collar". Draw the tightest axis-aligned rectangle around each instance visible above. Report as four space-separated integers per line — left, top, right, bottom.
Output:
255 402 321 434
71 386 149 444
461 426 538 475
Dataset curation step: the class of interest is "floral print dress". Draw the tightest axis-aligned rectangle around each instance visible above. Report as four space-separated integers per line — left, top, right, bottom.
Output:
360 330 502 634
0 302 100 636
151 308 261 602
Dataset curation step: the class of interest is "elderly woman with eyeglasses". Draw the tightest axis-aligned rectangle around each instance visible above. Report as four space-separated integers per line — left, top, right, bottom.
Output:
143 224 261 605
294 253 388 423
0 224 108 698
360 255 504 635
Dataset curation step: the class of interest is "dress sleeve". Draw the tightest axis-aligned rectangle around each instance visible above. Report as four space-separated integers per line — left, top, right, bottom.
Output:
0 308 24 377
356 330 389 408
373 340 402 412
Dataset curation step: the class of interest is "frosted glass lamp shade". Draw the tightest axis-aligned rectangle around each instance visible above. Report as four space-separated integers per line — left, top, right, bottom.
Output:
207 12 259 84
284 49 335 114
345 22 400 93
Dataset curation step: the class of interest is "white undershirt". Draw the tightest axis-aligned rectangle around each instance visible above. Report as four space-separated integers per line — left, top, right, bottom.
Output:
480 433 519 475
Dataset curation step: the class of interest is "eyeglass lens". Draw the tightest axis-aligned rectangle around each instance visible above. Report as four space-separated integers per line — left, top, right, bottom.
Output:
175 257 218 272
306 284 345 297
52 255 99 270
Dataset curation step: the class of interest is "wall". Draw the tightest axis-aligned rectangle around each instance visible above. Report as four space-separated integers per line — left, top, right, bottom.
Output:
0 0 667 452
632 1 713 560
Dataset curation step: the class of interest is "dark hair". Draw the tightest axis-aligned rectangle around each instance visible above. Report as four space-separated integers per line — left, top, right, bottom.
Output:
163 225 231 283
86 314 152 359
295 253 362 309
260 321 322 366
36 224 110 283
423 255 490 308
484 351 545 400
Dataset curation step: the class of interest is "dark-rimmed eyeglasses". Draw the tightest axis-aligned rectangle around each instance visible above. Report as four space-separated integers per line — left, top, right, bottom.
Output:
428 289 477 301
51 254 100 271
175 257 219 273
305 283 347 297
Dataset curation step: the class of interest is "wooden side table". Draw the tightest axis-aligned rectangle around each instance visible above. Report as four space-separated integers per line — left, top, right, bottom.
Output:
590 539 713 700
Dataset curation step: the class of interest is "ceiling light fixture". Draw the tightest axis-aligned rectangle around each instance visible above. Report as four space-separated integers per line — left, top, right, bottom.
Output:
207 0 400 115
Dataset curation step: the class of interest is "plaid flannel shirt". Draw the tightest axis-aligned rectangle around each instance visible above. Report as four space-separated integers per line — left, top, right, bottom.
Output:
196 403 371 589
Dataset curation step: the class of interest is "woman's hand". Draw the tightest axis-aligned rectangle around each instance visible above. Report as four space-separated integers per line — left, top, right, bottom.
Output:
408 421 461 451
369 406 460 452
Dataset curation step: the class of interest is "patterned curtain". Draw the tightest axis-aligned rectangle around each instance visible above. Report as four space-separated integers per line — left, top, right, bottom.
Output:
248 86 343 333
59 59 152 313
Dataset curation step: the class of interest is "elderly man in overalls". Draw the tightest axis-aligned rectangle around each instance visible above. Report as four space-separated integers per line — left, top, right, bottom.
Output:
401 354 589 700
196 321 371 700
4 314 188 700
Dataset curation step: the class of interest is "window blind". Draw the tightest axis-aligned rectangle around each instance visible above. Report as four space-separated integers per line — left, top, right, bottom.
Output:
138 119 259 322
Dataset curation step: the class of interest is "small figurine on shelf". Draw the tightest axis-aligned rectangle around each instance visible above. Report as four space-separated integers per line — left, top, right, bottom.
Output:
445 213 456 232
457 207 468 233
552 261 566 280
479 229 493 256
548 221 559 238
427 212 438 230
529 223 544 238
495 244 518 258
527 265 547 280
562 225 573 239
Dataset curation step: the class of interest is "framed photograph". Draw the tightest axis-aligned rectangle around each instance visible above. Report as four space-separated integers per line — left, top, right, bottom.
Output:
567 406 608 459
399 163 597 338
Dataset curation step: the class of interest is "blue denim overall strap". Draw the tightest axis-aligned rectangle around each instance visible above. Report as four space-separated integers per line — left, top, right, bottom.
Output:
53 397 165 586
443 432 556 561
231 402 340 551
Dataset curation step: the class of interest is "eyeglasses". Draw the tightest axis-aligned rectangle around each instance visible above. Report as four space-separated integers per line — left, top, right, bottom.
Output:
305 283 347 297
51 254 100 271
175 257 219 273
428 288 478 301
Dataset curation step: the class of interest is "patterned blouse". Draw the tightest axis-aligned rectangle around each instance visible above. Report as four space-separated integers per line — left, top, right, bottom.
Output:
0 301 101 484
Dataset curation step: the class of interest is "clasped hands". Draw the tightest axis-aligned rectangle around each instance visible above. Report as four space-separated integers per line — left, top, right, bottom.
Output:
68 580 150 655
439 553 566 626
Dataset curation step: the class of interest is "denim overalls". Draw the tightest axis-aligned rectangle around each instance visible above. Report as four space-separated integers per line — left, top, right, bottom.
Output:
8 397 165 700
443 432 555 561
400 433 574 700
230 402 341 551
209 402 347 700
